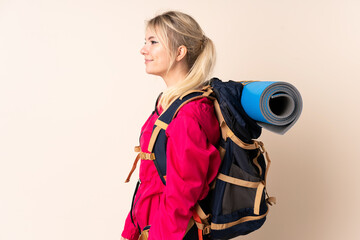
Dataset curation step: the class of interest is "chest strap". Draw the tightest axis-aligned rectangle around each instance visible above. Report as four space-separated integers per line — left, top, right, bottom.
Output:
125 146 155 183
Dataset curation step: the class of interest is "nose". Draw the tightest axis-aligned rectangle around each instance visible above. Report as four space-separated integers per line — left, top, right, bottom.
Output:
140 44 148 55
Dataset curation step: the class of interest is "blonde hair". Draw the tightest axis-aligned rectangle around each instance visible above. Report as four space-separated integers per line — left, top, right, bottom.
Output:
146 11 216 109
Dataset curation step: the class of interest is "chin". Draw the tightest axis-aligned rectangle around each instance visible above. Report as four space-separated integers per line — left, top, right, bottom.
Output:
145 68 160 76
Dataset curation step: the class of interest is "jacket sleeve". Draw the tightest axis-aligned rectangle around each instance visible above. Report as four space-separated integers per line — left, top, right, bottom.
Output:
121 209 140 240
148 100 220 240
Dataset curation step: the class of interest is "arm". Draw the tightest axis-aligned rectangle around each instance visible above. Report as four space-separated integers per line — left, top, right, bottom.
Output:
148 100 220 240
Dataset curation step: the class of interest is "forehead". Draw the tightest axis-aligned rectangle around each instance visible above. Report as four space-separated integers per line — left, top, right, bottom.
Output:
145 28 158 40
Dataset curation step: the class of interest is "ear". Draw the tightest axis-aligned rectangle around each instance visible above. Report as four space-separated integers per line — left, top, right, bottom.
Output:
175 45 187 62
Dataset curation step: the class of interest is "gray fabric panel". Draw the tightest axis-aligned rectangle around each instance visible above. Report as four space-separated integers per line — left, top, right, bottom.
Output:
222 163 260 215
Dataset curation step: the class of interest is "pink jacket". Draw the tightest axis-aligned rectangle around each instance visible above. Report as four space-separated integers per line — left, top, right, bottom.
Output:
121 98 221 240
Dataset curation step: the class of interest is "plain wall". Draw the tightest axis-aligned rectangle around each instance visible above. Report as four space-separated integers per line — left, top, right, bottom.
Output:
1 0 360 239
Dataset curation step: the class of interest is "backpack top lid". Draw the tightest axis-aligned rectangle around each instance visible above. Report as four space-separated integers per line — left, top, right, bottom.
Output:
210 78 262 142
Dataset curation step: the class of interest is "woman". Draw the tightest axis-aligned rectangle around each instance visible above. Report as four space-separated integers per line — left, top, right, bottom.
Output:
121 11 221 240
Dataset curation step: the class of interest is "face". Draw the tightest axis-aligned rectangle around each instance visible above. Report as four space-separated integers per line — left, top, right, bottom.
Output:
140 28 171 77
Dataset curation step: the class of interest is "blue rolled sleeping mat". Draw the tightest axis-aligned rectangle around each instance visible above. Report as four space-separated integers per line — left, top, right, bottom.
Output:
240 81 303 134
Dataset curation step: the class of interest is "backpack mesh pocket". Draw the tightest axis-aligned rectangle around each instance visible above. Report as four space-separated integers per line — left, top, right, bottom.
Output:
222 163 261 214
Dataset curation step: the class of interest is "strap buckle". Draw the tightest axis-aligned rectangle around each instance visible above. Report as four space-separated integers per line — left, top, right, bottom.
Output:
254 140 265 153
203 225 211 235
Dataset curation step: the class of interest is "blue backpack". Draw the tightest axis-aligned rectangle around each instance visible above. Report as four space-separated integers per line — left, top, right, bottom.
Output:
128 78 276 240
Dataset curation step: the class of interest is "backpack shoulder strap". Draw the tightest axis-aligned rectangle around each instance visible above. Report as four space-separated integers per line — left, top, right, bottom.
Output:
148 89 213 185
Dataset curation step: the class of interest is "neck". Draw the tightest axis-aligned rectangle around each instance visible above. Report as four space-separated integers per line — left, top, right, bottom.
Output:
161 61 189 88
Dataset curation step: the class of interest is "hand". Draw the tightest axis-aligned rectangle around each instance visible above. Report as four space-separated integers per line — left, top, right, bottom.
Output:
120 237 129 240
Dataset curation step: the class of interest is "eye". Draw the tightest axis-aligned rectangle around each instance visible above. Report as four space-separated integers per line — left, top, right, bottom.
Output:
151 40 158 45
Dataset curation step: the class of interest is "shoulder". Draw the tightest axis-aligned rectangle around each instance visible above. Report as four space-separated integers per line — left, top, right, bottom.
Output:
166 97 219 142
176 97 215 120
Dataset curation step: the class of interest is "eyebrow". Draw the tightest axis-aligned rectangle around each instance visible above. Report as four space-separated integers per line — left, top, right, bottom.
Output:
145 36 156 41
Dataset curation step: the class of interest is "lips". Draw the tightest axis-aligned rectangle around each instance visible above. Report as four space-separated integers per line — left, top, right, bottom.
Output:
145 59 153 64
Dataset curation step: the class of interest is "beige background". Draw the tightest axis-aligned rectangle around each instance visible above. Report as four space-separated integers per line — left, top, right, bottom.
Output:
1 0 360 239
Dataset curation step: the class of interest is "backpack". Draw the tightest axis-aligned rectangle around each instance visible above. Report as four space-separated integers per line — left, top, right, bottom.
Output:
126 78 276 240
